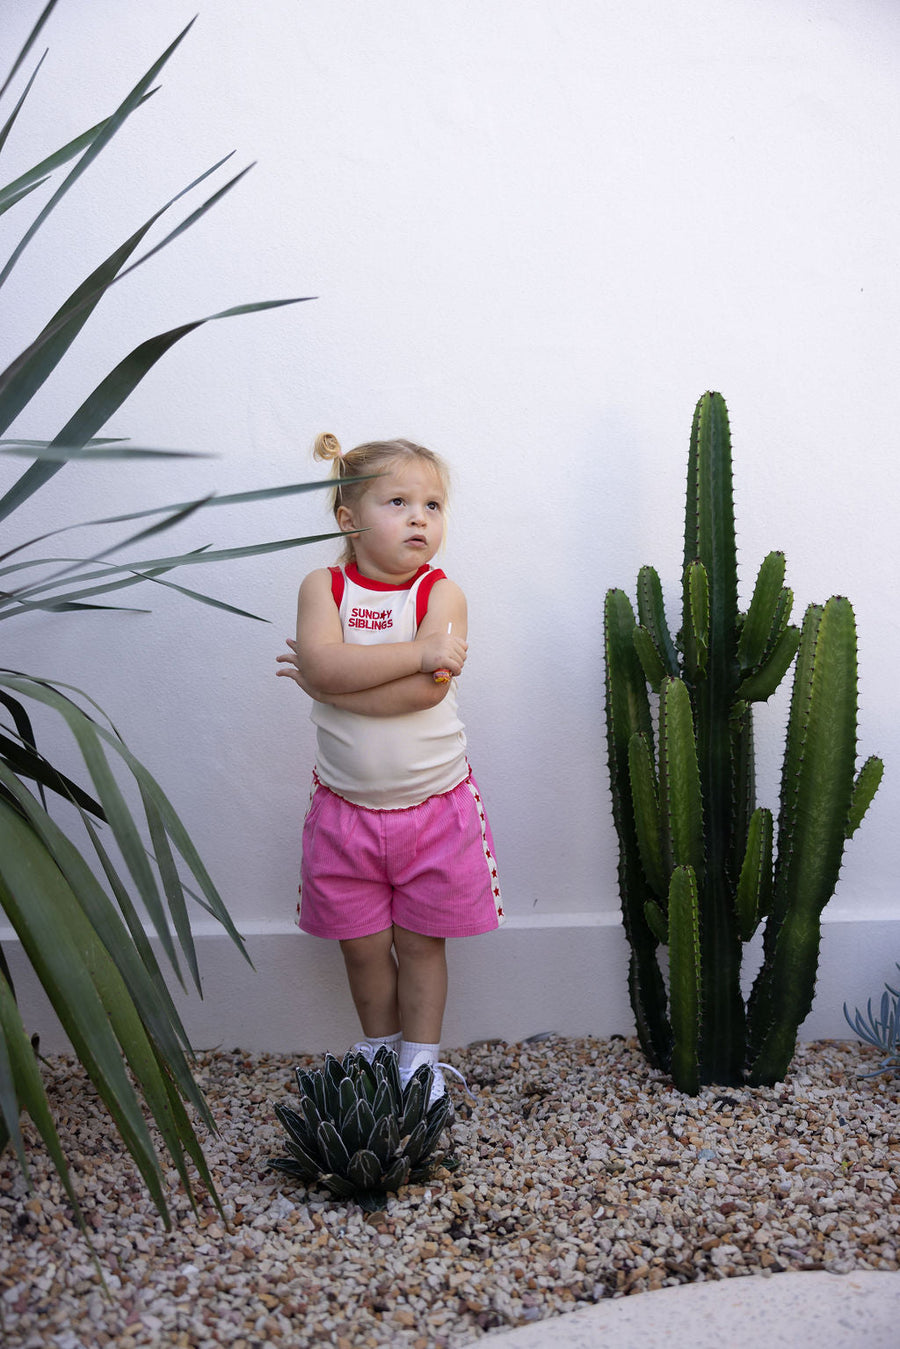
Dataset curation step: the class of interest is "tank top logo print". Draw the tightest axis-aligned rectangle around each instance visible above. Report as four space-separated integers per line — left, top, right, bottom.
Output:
347 606 393 631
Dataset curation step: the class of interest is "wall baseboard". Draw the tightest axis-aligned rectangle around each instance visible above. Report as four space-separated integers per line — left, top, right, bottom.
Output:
7 913 897 1057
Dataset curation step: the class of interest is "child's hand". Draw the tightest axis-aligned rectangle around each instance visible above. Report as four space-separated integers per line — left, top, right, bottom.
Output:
276 638 306 688
418 631 467 677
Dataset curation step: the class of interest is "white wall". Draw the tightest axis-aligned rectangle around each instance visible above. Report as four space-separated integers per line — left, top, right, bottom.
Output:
4 0 899 1052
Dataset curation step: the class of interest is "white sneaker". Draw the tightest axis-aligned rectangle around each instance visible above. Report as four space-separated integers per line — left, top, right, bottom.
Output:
349 1040 401 1063
399 1050 471 1107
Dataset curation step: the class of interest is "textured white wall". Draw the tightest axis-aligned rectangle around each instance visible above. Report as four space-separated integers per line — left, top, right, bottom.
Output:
4 0 899 1046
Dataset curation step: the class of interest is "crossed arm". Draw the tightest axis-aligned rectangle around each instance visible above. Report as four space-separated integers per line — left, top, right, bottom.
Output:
275 568 468 716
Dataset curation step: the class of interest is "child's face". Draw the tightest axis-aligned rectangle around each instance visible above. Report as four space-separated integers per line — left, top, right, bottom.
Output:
337 458 445 583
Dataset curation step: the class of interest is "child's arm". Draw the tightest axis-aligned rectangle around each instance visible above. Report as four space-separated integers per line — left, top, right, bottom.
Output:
291 569 466 694
324 580 468 714
285 661 454 715
278 577 467 714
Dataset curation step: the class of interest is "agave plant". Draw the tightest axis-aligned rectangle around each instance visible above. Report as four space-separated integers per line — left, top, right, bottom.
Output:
844 966 900 1077
268 1048 454 1205
0 1 343 1229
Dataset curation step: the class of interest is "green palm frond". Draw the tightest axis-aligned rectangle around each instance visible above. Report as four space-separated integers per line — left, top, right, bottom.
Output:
0 4 332 1226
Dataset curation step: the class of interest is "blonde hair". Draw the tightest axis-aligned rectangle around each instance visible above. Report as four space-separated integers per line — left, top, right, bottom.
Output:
314 433 450 565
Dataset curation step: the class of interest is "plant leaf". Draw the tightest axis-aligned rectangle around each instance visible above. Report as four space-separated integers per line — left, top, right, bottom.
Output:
274 1103 318 1158
0 474 363 570
0 804 172 1223
0 49 47 164
0 0 57 103
0 762 205 1100
0 440 209 461
0 91 158 214
0 150 237 454
0 18 197 292
2 532 346 614
0 975 31 1180
0 672 249 972
0 730 103 816
79 809 194 1038
0 294 309 530
380 1155 411 1192
346 1149 382 1191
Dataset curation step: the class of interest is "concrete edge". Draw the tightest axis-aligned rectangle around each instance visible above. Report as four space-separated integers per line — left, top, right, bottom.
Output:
7 915 899 1054
483 1271 900 1348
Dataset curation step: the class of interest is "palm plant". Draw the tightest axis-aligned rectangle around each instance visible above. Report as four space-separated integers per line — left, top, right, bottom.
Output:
0 1 341 1228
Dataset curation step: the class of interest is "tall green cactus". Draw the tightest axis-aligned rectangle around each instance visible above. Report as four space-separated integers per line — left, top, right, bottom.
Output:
604 392 883 1090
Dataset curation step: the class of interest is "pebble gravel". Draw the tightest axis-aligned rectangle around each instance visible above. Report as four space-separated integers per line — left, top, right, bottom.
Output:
1 1035 898 1347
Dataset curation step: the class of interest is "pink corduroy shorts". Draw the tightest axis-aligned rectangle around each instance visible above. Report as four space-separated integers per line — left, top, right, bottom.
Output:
296 770 504 941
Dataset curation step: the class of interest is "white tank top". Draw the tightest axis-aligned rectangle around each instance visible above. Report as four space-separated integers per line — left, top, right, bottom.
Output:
309 563 468 809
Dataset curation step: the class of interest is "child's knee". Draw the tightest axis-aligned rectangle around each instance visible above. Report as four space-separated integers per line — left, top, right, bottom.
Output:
393 925 446 963
340 928 395 970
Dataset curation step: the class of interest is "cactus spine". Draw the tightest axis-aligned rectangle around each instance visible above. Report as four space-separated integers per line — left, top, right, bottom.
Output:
604 392 882 1091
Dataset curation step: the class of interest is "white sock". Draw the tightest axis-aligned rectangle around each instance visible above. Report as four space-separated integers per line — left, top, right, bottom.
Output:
365 1031 401 1053
399 1039 440 1070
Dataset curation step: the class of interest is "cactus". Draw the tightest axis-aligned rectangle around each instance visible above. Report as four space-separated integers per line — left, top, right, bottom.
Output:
604 391 883 1091
267 1047 453 1204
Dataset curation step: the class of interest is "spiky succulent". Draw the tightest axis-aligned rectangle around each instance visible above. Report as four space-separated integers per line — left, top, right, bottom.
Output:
844 965 900 1077
267 1047 453 1201
605 391 883 1092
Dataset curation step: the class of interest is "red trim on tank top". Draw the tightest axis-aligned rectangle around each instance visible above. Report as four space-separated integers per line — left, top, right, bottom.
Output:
415 568 445 627
331 563 447 631
328 566 344 607
344 562 441 593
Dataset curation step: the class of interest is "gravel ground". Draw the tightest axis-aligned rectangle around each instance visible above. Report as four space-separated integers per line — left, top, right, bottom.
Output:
1 1035 898 1348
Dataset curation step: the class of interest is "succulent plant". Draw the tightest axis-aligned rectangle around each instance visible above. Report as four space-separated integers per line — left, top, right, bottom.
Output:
844 965 900 1077
605 391 883 1092
267 1047 454 1203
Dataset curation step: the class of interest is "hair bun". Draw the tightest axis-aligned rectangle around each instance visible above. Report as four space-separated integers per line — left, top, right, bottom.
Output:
314 432 342 462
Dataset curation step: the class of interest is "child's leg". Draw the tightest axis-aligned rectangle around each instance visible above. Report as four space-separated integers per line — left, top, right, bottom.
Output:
339 928 400 1037
392 925 448 1044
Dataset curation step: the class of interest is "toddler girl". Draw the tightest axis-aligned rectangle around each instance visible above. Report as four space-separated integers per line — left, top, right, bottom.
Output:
276 433 503 1101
